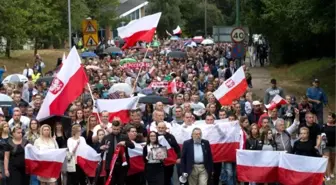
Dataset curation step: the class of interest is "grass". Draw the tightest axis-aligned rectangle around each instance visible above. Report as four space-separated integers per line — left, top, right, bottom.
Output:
0 49 68 75
270 58 336 111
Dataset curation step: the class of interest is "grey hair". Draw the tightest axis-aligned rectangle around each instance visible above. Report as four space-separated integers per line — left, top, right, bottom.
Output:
192 127 202 135
275 118 285 127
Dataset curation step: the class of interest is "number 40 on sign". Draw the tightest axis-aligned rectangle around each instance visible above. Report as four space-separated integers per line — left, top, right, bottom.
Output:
231 28 245 43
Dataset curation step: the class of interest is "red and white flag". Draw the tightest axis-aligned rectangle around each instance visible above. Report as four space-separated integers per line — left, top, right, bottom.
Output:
118 12 162 49
173 25 182 35
213 67 248 105
171 120 243 162
167 80 177 94
265 94 287 110
93 97 139 123
278 153 327 185
237 150 280 183
128 142 145 175
77 142 106 177
159 135 178 166
36 47 88 120
25 144 67 178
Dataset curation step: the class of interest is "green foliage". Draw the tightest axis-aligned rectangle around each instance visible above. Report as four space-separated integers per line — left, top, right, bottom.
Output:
85 0 119 26
147 0 184 37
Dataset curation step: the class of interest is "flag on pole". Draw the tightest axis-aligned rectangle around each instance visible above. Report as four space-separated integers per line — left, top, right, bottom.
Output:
173 26 182 35
265 94 287 110
36 46 88 120
213 67 248 105
118 12 162 49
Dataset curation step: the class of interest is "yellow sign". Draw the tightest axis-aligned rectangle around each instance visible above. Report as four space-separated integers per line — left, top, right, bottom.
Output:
82 19 99 47
83 34 98 47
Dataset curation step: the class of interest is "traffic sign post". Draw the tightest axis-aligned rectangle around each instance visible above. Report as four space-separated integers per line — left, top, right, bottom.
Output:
231 27 246 43
82 19 99 48
231 43 245 59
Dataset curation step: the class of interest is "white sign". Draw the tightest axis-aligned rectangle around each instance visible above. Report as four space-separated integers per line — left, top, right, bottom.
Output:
231 28 245 43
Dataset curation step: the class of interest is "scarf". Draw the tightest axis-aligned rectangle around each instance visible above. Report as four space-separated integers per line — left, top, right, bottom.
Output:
105 146 127 185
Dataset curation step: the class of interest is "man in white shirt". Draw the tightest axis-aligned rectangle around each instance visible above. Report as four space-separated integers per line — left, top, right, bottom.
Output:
190 94 205 112
8 108 30 132
149 110 172 133
92 111 112 140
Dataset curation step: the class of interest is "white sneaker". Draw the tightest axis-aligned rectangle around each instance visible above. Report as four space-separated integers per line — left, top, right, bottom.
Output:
331 174 335 178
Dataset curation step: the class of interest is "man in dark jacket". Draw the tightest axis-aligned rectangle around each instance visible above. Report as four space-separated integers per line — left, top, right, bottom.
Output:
224 60 236 80
100 120 135 185
157 121 181 185
181 127 213 185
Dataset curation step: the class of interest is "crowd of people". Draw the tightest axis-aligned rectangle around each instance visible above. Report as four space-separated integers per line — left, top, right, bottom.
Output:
0 39 333 185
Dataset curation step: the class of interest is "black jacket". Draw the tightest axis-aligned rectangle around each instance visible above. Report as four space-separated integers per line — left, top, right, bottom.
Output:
246 137 263 150
224 67 236 80
181 139 213 175
100 133 135 170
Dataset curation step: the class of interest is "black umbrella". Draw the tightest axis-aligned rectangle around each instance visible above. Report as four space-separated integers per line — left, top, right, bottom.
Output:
104 46 122 53
38 115 72 135
139 95 171 104
36 76 54 85
167 51 187 58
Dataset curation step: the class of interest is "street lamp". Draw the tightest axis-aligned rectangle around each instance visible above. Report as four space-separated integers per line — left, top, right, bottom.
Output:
68 0 71 49
204 0 207 37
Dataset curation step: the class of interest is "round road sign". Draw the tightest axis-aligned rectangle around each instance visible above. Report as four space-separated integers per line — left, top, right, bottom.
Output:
231 28 246 43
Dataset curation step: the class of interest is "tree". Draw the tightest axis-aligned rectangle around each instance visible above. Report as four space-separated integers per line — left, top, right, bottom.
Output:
180 0 224 36
147 0 183 37
0 0 30 57
85 0 119 26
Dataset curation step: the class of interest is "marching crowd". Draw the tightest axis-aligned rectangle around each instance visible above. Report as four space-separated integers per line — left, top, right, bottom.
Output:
0 40 334 185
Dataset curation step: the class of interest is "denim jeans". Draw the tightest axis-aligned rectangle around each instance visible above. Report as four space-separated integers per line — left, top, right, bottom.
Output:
221 162 236 185
30 175 39 185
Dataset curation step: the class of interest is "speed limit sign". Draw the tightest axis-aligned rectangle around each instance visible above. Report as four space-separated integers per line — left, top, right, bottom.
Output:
231 28 246 43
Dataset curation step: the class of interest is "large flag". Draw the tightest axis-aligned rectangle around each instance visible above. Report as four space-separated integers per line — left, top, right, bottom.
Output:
93 97 139 123
237 150 280 183
37 47 88 120
173 26 182 35
25 144 67 178
128 142 145 175
265 94 287 110
171 120 243 162
118 12 162 49
77 142 106 177
278 153 327 185
213 67 248 105
236 150 328 185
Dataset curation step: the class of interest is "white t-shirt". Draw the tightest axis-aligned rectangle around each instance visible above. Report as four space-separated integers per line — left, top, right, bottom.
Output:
92 122 112 137
149 121 172 133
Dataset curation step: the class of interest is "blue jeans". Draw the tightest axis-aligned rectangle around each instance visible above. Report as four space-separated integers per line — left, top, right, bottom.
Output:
221 162 236 185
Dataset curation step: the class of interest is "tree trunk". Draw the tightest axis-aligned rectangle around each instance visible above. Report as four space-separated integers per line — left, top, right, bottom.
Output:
5 38 11 58
34 37 38 55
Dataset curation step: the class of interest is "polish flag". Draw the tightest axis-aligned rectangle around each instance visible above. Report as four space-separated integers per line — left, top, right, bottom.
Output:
237 150 280 183
77 142 106 177
265 94 287 110
93 97 139 124
278 153 327 185
171 120 243 162
118 12 162 49
128 142 145 175
25 144 67 178
173 25 182 35
213 67 248 105
36 47 88 120
159 135 178 166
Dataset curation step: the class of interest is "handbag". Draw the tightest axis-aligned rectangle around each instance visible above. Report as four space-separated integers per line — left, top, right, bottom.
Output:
66 151 76 172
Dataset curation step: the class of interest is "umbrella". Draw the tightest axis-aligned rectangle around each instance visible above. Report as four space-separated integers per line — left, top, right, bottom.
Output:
167 51 187 58
193 36 204 43
170 36 180 41
38 115 72 136
0 94 13 107
36 76 54 85
186 41 197 47
108 83 133 96
2 74 28 84
104 46 122 53
81 52 98 58
120 58 137 65
201 39 214 45
139 95 171 104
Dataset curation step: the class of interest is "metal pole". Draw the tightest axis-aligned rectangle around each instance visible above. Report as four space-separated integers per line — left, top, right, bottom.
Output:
68 0 72 49
236 0 240 26
204 0 207 37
